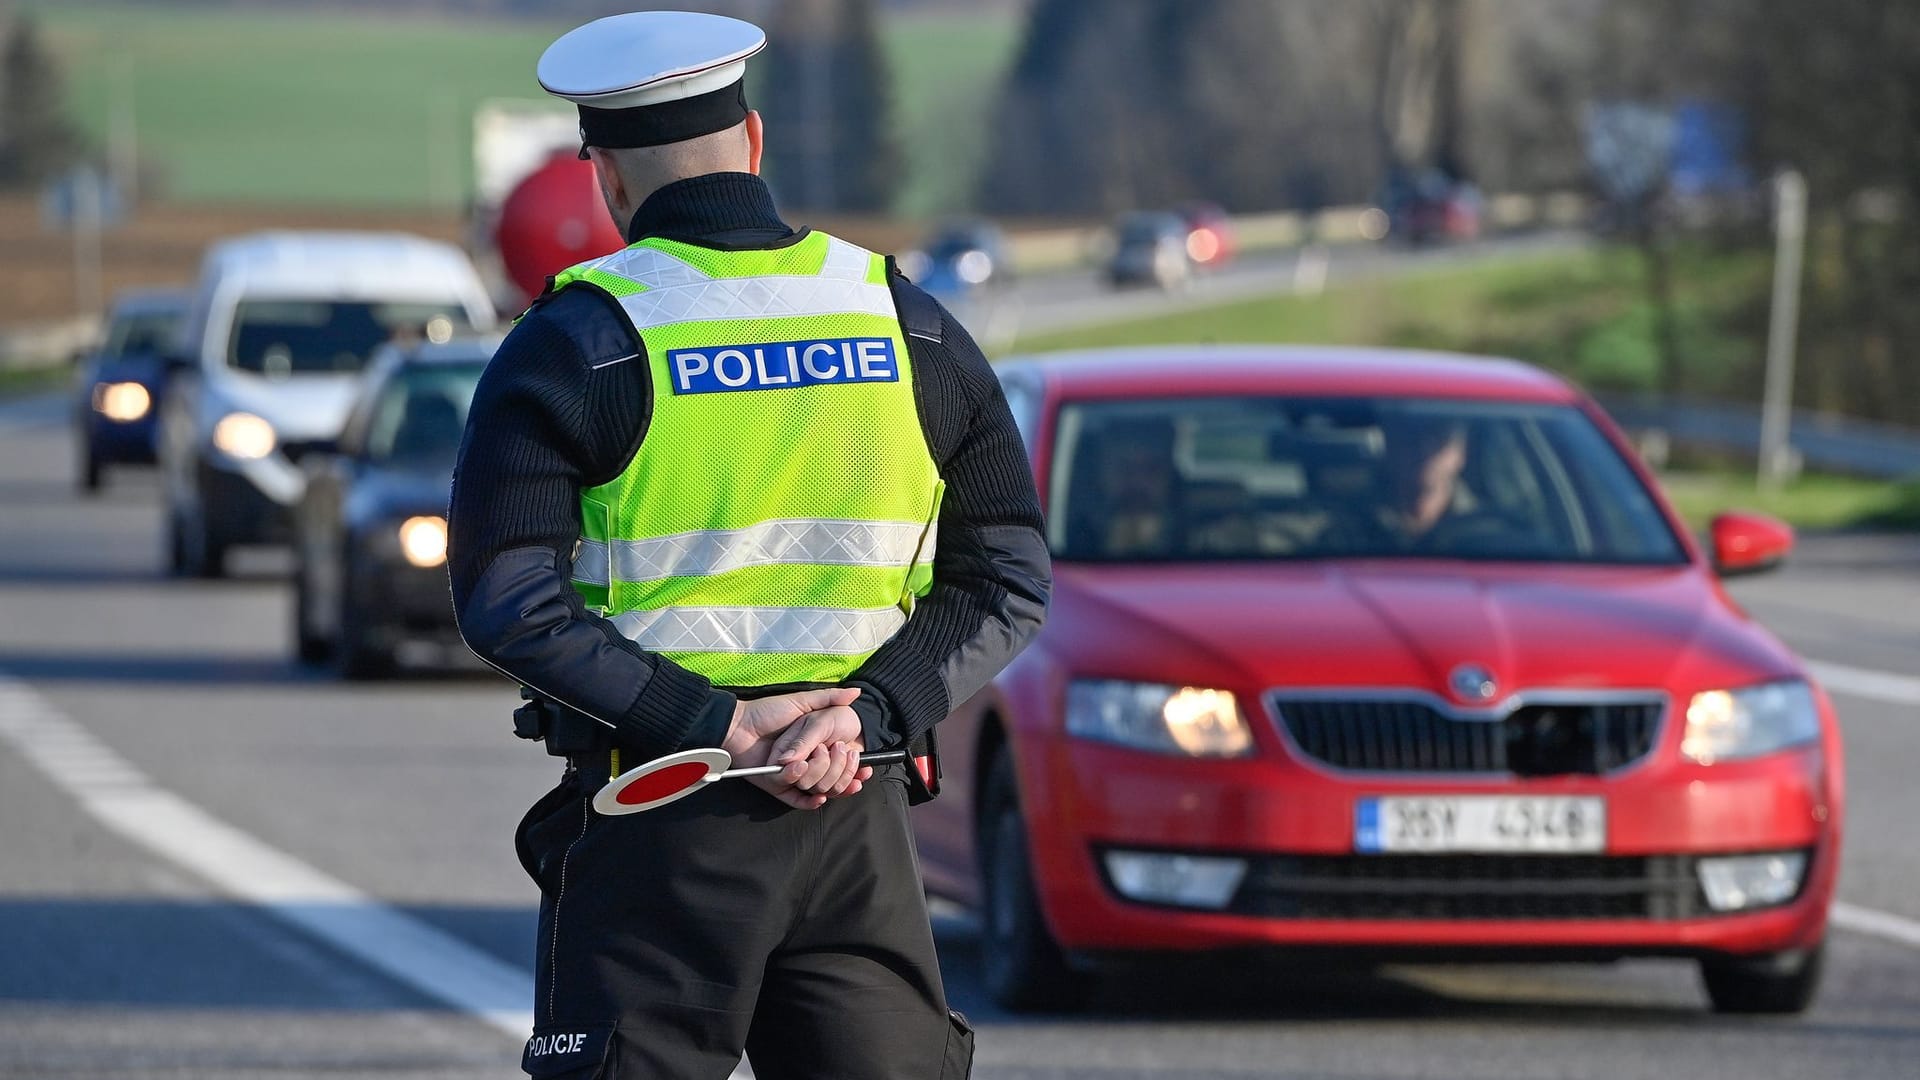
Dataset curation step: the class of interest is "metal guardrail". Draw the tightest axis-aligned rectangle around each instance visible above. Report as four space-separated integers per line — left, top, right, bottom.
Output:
1599 394 1920 481
1002 191 1594 276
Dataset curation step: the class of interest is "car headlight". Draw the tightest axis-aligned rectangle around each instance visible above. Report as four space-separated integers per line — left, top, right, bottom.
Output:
1065 680 1251 757
211 412 276 460
1682 680 1820 764
398 515 448 568
92 382 151 422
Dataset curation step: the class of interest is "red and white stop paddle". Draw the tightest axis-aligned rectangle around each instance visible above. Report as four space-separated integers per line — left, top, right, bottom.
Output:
592 746 910 815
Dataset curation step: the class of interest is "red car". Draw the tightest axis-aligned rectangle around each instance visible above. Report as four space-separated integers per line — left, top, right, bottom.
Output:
914 347 1842 1016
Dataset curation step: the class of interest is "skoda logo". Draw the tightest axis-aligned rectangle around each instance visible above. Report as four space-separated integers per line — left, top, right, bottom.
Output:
1449 664 1499 702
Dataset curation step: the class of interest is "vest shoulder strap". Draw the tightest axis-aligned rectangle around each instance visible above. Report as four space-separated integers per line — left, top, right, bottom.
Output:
888 256 945 345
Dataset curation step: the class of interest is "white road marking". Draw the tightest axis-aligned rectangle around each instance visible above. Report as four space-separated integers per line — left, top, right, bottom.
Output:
0 674 758 1078
1832 902 1920 949
1807 660 1920 707
0 674 533 1040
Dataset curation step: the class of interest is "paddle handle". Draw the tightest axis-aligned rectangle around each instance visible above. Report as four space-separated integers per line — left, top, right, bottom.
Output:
720 748 910 780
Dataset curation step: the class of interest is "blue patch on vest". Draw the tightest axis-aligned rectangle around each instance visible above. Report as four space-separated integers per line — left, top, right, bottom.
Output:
667 338 899 394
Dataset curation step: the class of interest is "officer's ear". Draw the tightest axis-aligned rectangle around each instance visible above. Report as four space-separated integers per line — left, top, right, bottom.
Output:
744 110 764 176
585 147 627 215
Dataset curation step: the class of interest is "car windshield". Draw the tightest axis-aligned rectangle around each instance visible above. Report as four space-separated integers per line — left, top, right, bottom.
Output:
1048 396 1686 565
362 364 484 467
105 306 183 358
1118 216 1177 244
227 300 469 376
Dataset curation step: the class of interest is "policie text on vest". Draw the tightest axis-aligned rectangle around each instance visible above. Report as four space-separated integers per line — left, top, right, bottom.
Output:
669 337 898 394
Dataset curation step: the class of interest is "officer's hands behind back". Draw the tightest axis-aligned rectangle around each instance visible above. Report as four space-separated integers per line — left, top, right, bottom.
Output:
722 688 873 809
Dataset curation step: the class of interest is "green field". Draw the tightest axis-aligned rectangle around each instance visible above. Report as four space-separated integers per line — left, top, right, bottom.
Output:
1014 245 1770 400
38 2 1018 211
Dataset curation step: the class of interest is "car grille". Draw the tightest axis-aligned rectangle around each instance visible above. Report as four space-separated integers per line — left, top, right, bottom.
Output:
279 439 332 464
1228 854 1705 921
1271 695 1664 776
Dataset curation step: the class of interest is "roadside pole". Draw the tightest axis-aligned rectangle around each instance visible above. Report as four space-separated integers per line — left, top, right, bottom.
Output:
71 168 105 323
1758 169 1807 491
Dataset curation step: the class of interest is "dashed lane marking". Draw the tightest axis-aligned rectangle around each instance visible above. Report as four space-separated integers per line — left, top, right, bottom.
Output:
0 675 534 1041
0 675 759 1078
1807 660 1920 708
1832 902 1920 949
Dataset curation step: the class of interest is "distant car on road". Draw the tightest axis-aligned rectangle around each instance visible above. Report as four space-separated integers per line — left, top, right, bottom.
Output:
73 289 188 492
900 219 1012 299
158 231 496 578
1376 168 1483 246
1107 212 1193 290
293 336 499 678
914 346 1841 1017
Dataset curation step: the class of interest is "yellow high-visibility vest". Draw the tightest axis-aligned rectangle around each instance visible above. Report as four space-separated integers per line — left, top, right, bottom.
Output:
552 230 942 686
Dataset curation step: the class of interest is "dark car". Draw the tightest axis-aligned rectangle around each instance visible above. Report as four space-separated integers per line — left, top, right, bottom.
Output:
901 219 1012 299
1106 212 1193 290
74 289 189 492
1375 168 1483 246
293 336 499 677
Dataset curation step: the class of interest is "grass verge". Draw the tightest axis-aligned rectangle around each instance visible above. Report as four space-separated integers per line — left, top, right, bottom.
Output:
1656 471 1920 533
0 364 70 399
1014 243 1769 400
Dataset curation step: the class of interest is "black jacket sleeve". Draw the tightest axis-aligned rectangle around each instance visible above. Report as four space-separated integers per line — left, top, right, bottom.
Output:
447 288 735 760
846 279 1052 749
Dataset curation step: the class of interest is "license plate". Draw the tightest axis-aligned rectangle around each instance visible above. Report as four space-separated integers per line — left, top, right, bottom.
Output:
1356 796 1606 853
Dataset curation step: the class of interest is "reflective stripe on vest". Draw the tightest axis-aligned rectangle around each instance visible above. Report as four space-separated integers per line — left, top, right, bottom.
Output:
554 231 943 687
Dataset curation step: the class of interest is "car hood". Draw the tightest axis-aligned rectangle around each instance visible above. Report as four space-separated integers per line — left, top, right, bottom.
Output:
344 466 454 526
1044 560 1801 699
207 371 363 441
91 351 169 384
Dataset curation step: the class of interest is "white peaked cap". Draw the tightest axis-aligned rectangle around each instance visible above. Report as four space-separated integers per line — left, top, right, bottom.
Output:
538 11 768 109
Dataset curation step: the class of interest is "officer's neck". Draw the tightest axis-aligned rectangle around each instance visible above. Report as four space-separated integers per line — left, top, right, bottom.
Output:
625 173 792 246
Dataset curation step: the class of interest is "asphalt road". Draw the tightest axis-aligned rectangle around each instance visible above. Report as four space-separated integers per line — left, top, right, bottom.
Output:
943 231 1585 350
2 401 1918 1079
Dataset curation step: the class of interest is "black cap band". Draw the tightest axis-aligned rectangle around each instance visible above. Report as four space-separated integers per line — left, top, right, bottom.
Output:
576 79 748 158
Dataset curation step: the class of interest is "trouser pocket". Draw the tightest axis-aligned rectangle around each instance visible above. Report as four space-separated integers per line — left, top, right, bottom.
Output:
940 1009 974 1079
522 1023 614 1078
516 778 586 892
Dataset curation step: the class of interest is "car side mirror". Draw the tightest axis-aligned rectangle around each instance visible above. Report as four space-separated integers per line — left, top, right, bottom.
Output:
1709 512 1794 577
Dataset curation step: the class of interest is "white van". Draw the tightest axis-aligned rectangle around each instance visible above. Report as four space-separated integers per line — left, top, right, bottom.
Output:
159 231 497 577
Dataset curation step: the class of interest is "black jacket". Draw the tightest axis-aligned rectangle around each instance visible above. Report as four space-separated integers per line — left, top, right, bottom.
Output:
448 173 1050 759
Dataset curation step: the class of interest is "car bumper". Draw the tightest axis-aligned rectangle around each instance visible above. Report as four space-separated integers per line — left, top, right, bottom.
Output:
198 459 294 544
1023 738 1838 959
349 536 458 638
85 412 160 464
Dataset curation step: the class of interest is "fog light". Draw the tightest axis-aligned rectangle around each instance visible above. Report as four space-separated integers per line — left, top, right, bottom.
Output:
1698 852 1806 912
1103 850 1246 910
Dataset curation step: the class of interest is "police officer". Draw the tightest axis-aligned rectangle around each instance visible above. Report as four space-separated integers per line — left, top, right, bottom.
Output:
448 11 1050 1079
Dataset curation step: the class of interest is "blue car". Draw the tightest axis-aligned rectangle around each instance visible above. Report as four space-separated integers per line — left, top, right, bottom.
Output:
74 289 189 492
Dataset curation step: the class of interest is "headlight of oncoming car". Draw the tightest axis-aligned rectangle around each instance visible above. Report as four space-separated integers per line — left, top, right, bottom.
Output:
398 516 448 568
92 382 151 422
1065 680 1251 757
1682 680 1820 764
211 412 276 460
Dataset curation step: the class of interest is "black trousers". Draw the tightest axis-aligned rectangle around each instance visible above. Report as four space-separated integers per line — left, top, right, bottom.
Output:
515 763 973 1079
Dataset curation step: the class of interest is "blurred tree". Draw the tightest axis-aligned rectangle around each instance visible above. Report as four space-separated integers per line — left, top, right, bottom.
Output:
1737 0 1920 425
0 11 87 189
982 0 1381 215
757 0 900 212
